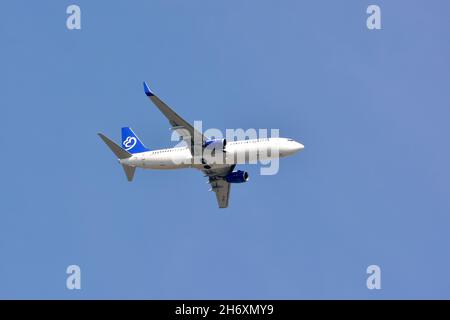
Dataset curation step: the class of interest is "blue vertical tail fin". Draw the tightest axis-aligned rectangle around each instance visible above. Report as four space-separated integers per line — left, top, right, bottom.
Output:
121 127 150 153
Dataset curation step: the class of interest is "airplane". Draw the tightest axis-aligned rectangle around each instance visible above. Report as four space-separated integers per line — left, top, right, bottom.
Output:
98 82 304 208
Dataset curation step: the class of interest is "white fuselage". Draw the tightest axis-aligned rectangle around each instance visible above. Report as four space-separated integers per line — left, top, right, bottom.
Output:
120 137 304 170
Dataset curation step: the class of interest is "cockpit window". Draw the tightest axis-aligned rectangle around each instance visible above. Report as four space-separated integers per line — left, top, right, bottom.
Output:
287 139 294 141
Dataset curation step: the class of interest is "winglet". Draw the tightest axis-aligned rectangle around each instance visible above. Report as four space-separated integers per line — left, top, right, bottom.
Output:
143 81 154 97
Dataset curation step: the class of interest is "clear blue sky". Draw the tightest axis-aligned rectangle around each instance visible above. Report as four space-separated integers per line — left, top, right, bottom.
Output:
1 1 450 299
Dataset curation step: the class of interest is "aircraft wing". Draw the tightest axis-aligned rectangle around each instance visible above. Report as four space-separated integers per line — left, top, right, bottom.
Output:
209 178 231 208
204 165 235 209
143 82 205 157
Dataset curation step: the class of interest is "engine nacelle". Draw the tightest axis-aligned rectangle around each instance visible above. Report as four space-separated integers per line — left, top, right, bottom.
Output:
203 138 227 151
225 170 249 183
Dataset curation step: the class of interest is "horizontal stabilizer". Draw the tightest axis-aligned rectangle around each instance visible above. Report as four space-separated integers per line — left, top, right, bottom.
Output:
98 133 132 159
122 165 136 182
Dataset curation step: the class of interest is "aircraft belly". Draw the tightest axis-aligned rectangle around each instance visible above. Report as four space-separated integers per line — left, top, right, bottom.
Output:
142 154 192 169
225 145 280 164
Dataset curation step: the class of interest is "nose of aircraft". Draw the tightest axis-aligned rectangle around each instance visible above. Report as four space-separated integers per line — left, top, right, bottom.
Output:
292 141 304 153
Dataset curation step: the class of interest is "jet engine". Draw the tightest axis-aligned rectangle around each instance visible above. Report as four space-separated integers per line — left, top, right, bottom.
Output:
225 170 249 183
